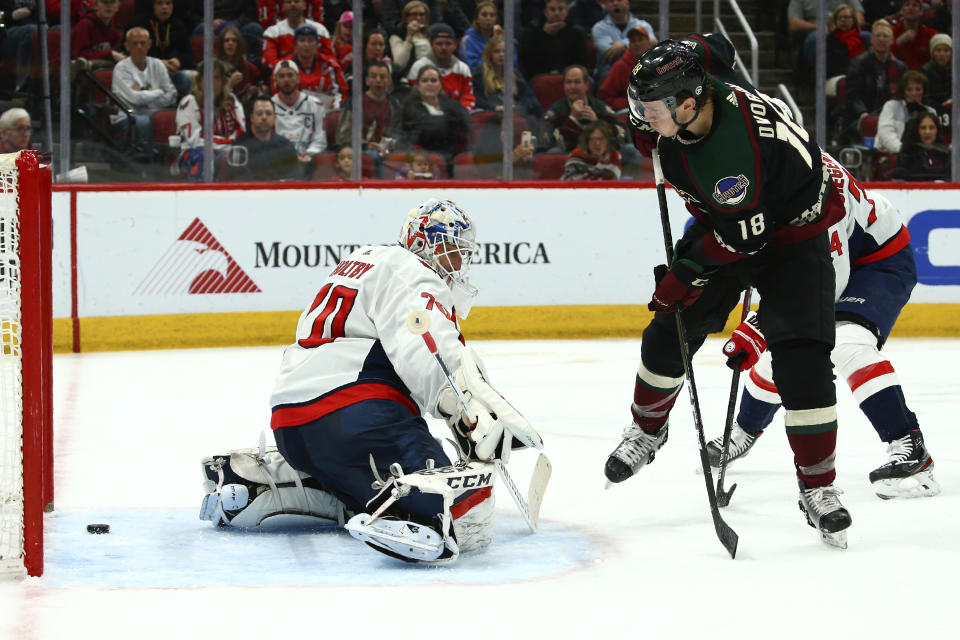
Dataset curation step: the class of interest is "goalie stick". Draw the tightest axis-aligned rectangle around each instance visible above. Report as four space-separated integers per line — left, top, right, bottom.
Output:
651 148 739 559
716 288 753 508
406 310 552 533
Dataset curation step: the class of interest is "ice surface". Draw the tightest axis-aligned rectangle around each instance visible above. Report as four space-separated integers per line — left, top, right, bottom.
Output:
1 338 957 639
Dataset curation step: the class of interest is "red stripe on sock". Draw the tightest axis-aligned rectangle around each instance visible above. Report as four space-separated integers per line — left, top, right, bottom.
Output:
749 368 778 394
847 361 895 392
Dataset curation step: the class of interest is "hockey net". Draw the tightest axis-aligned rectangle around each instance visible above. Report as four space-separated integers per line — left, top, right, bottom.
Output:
0 151 53 578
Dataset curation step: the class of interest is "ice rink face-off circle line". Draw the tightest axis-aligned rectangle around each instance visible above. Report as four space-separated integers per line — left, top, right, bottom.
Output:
43 509 600 588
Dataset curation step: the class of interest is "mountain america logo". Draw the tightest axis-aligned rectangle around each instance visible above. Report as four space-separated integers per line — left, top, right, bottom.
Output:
713 174 750 206
133 218 260 295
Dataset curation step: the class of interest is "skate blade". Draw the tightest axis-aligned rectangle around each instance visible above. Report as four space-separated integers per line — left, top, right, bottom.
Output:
819 529 848 550
873 471 941 500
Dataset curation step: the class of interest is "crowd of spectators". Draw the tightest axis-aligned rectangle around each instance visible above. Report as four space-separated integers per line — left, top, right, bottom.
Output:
1 0 954 182
791 0 953 181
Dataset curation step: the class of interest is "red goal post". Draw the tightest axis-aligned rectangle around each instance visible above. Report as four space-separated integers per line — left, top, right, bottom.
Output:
0 150 53 578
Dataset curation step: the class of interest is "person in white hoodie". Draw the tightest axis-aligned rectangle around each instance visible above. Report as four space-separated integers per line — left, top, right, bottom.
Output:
111 26 178 157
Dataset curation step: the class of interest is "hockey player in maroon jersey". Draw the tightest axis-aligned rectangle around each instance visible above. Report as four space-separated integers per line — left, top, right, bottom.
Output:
710 152 938 500
604 35 853 547
199 199 542 563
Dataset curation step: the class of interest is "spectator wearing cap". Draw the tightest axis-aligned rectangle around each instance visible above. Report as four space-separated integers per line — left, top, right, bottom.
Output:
279 23 349 110
591 0 654 85
519 0 590 78
331 10 354 76
271 59 327 163
0 108 32 154
921 32 952 112
889 0 939 69
407 22 476 111
597 24 654 111
233 96 301 181
262 0 332 69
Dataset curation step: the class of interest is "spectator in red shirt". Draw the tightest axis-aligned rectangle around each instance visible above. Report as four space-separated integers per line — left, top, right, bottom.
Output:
71 0 125 71
262 0 332 69
890 0 938 69
256 0 322 28
598 24 653 111
407 22 476 111
281 23 348 110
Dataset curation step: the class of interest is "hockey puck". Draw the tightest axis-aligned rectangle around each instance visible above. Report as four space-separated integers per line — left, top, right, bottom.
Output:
86 524 110 534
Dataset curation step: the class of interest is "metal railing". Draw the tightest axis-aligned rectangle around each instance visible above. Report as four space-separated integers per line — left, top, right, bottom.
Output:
713 0 758 86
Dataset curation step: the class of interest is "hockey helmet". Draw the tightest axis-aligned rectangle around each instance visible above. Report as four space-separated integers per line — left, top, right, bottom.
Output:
627 39 706 127
400 198 479 317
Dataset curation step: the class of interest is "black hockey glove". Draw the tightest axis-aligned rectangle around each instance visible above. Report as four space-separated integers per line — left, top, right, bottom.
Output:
648 260 710 313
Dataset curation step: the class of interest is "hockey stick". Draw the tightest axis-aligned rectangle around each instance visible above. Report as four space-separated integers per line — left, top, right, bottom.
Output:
406 310 552 533
716 288 752 508
651 148 738 559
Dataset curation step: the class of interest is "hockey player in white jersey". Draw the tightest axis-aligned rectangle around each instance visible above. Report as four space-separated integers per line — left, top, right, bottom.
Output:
199 198 543 563
713 152 939 500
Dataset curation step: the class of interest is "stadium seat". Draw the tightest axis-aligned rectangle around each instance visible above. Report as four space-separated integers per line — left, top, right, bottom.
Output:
90 69 114 105
190 35 222 65
151 110 178 145
323 110 340 148
469 111 528 148
859 114 879 139
117 0 136 28
532 74 564 112
453 152 502 180
533 153 567 180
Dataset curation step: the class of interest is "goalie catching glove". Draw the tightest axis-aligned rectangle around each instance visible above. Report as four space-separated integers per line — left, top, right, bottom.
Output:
722 311 766 371
437 346 543 462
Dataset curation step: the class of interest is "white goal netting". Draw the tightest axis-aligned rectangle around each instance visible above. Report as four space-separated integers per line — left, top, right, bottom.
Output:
0 152 25 577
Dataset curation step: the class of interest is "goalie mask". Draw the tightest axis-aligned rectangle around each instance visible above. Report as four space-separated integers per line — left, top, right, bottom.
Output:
400 198 479 318
627 39 706 133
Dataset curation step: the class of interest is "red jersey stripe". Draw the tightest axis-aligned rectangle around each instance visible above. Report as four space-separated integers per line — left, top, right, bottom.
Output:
749 367 779 394
847 361 895 392
855 226 911 266
271 382 418 429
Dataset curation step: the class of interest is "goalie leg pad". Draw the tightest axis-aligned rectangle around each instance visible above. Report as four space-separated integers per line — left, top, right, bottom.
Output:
201 445 349 528
345 460 496 563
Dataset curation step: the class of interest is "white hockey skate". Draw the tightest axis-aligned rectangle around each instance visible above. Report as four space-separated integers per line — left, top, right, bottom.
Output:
798 482 852 549
703 423 761 473
604 423 668 487
345 513 450 562
868 429 940 500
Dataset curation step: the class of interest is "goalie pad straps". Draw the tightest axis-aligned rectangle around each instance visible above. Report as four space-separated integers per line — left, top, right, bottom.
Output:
345 461 496 563
200 446 349 528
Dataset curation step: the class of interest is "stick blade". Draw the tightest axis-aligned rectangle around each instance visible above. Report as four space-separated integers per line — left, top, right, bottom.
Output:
526 453 552 532
712 511 739 559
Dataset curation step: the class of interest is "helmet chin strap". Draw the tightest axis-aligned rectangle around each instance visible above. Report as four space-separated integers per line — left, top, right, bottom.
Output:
669 99 704 138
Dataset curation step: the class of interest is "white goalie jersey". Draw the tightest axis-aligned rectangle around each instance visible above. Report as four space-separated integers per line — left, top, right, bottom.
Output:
821 152 911 300
269 244 466 429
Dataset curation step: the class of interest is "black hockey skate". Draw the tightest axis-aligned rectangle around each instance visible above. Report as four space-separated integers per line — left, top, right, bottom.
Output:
705 423 761 472
798 481 852 549
868 429 940 500
604 423 668 486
